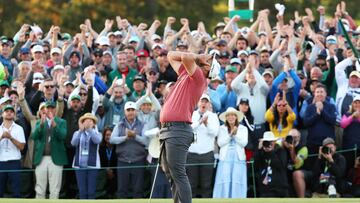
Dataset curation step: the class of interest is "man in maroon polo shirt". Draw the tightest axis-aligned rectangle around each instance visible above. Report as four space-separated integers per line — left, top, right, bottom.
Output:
159 51 213 203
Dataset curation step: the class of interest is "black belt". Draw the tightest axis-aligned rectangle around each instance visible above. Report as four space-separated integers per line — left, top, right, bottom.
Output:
161 121 191 128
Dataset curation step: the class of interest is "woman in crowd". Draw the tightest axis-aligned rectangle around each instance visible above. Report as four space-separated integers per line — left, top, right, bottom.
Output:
213 107 248 198
265 92 296 139
71 113 102 199
340 96 360 172
237 97 255 161
98 127 117 198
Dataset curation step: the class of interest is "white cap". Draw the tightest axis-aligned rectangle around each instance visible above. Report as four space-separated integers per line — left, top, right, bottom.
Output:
200 94 210 101
326 35 337 44
353 95 360 102
33 72 44 84
237 50 248 57
0 97 11 106
129 36 140 43
64 81 75 86
31 45 44 53
53 64 65 71
96 36 110 46
151 43 164 50
114 30 123 36
262 69 274 78
103 50 112 56
107 32 115 37
50 47 62 55
209 49 220 56
124 101 137 110
262 131 277 141
151 34 161 41
30 25 43 34
230 58 241 65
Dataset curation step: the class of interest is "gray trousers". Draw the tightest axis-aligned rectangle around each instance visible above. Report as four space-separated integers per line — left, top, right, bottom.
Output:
160 124 193 203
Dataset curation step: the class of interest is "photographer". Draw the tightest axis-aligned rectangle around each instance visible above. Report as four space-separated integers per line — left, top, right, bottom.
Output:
253 131 288 197
282 128 309 197
312 138 346 198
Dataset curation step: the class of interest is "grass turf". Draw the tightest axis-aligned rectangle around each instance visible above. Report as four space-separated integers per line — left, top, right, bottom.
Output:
0 198 360 203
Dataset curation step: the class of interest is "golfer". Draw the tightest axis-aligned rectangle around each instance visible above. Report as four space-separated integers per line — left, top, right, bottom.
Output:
159 50 217 203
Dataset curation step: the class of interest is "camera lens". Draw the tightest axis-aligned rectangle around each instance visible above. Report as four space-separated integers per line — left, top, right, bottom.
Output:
285 135 293 144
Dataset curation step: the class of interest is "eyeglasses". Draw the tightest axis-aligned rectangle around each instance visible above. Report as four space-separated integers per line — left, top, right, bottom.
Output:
79 93 87 96
149 72 157 76
44 85 54 89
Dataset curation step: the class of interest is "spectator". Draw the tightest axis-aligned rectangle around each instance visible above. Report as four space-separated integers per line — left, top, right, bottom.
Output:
254 131 288 197
71 113 102 199
29 78 57 114
109 101 147 198
303 84 337 166
129 74 146 101
283 128 309 197
188 94 219 198
216 65 238 113
213 107 248 198
348 156 360 197
312 138 346 198
340 95 360 172
31 101 67 199
0 104 25 198
231 57 269 145
237 98 255 160
108 51 138 92
265 92 296 138
99 127 117 198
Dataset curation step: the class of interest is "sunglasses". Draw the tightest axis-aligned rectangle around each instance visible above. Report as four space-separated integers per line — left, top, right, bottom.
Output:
79 93 87 96
44 85 54 89
149 72 157 76
315 63 326 67
95 54 102 58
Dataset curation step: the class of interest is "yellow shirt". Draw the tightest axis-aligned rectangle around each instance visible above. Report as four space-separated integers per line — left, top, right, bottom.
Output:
265 108 296 138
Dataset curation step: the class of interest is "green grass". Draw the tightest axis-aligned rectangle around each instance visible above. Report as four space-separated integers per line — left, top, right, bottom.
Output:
0 199 360 203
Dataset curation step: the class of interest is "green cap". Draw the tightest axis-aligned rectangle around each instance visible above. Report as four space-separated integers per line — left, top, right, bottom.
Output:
45 101 56 108
2 104 14 112
0 80 9 87
70 94 81 101
225 65 237 73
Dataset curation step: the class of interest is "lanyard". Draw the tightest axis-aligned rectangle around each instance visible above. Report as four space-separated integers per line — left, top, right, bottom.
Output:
106 147 112 161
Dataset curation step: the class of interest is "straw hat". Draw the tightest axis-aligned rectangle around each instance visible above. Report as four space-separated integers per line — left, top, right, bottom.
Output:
219 107 244 122
79 113 97 124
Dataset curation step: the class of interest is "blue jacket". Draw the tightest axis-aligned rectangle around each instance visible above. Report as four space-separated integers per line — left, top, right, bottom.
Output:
216 83 237 113
303 99 337 146
81 75 108 95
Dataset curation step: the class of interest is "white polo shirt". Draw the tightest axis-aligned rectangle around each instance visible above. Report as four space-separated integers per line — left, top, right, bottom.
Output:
0 122 26 162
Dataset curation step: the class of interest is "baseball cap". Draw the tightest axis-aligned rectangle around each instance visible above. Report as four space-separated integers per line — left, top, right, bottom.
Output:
129 36 140 43
70 51 81 59
214 22 226 33
103 50 112 56
32 72 44 85
237 50 248 57
249 50 259 56
151 43 164 50
50 47 62 55
217 40 227 46
53 65 65 72
239 98 249 105
31 45 44 53
70 94 81 101
200 94 210 101
322 137 335 146
230 58 241 65
0 97 12 106
136 49 149 57
64 81 75 87
219 52 230 58
0 80 9 87
326 35 337 45
225 65 237 73
45 101 56 108
93 48 103 57
133 74 146 83
349 70 360 78
262 69 274 78
20 47 30 54
353 95 360 102
114 30 123 37
177 41 188 48
151 34 161 41
124 101 137 110
0 37 10 45
107 32 115 38
96 36 110 46
2 104 14 112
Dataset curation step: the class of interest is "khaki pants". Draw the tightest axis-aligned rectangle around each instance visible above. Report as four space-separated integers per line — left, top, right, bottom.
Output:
35 156 63 199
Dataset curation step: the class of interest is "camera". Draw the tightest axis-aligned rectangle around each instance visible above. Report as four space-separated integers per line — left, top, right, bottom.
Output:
263 141 271 148
285 135 293 144
322 146 331 154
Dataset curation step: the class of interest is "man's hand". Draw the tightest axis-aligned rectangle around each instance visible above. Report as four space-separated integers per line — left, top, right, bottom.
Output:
126 129 136 138
167 17 176 25
196 54 211 67
105 19 114 31
200 115 208 126
17 82 25 100
1 131 11 139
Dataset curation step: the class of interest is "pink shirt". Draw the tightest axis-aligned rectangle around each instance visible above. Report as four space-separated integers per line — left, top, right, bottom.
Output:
160 65 207 123
340 114 360 128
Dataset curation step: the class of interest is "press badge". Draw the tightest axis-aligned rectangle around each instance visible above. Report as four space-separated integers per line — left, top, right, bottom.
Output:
82 147 89 156
113 115 121 125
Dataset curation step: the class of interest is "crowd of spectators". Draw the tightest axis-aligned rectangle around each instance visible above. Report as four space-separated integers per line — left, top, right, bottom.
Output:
0 1 359 199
